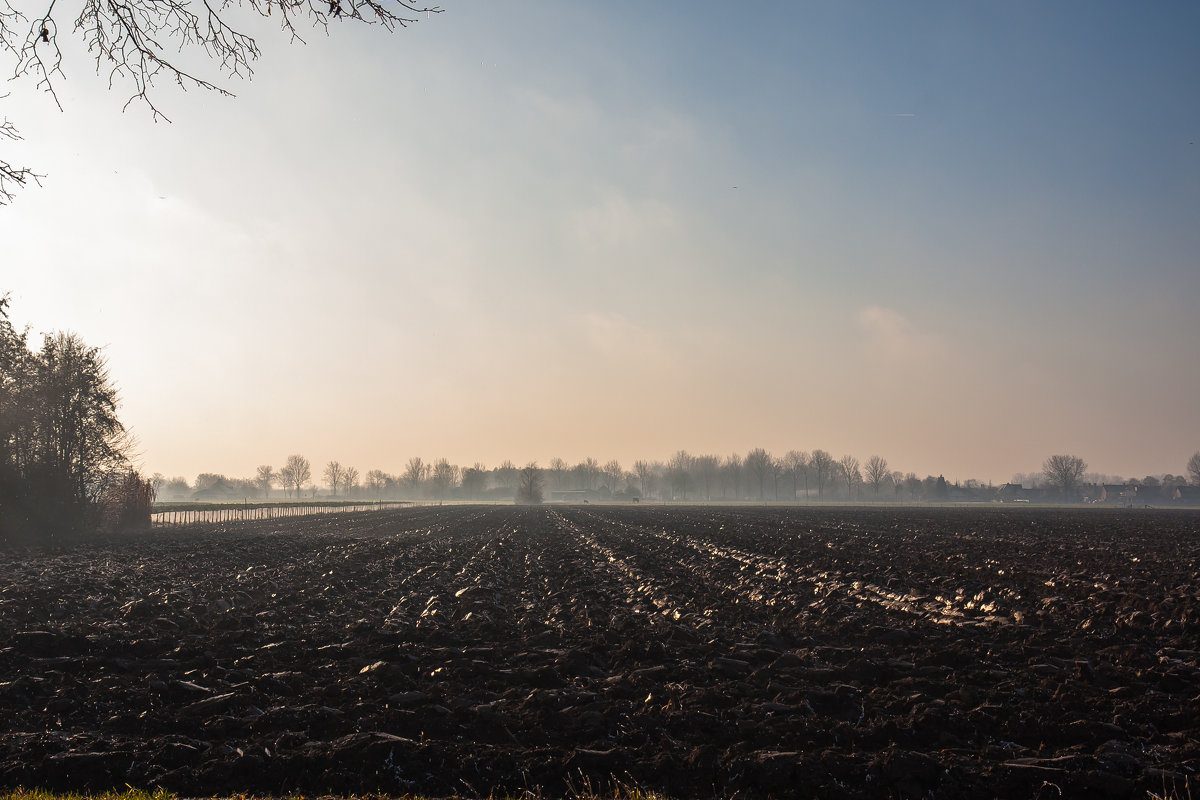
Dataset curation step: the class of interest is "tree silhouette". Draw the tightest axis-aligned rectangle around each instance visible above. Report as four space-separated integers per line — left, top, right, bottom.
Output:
693 454 720 501
430 458 458 498
783 450 808 501
603 459 624 494
515 462 543 505
342 466 359 497
809 449 834 500
721 454 743 500
402 456 427 494
668 450 694 500
254 465 275 499
1 296 137 534
460 464 486 499
839 454 861 499
744 448 772 500
574 457 601 492
633 460 651 499
1042 455 1087 502
323 460 347 496
864 455 889 495
278 454 310 499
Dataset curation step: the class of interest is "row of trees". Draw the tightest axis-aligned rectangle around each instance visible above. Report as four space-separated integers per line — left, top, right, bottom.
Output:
154 448 1195 503
160 449 1200 506
1 297 152 535
157 454 464 501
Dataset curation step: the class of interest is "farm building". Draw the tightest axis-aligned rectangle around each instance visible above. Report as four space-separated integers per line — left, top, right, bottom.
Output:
192 478 243 502
996 483 1031 502
1098 484 1136 505
1169 485 1200 505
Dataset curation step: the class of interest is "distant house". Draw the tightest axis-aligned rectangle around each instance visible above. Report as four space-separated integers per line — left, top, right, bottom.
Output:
1175 486 1200 506
997 483 1029 502
1098 485 1135 505
192 478 241 502
947 484 987 502
1093 484 1200 506
1122 483 1180 506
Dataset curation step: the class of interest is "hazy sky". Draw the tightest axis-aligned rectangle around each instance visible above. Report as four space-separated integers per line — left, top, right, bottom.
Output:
3 2 1198 484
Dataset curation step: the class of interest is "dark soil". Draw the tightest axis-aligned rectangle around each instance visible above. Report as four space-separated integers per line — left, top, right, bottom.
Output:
2 505 1198 798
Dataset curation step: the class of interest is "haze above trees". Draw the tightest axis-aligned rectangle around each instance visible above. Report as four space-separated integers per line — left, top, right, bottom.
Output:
5 297 1199 539
153 448 1200 507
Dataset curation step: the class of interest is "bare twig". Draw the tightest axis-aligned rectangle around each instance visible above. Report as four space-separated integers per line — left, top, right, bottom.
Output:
12 0 65 109
1 0 441 198
0 105 43 204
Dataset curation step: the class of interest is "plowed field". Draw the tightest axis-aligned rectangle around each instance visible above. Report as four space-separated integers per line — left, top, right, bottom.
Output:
2 506 1198 798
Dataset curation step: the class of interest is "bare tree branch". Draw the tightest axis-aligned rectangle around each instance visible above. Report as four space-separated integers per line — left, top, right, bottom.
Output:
10 0 65 110
0 103 43 203
1 0 440 197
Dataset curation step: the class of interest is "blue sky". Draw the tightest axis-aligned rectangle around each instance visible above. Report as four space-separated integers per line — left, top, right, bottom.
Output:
2 1 1198 483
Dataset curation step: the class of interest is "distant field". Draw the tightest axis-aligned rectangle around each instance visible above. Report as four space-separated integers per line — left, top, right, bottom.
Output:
1 506 1197 798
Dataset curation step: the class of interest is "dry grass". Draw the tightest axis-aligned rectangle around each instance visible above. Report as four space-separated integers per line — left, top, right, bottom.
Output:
0 791 176 800
1148 777 1193 800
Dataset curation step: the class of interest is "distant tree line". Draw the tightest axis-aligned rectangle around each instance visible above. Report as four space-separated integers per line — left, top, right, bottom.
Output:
154 449 1200 506
1 296 153 537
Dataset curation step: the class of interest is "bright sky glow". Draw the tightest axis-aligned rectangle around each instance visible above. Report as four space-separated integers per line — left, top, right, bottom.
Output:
3 2 1198 483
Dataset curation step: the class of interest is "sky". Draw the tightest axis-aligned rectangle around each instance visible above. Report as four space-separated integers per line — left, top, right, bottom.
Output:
2 1 1198 485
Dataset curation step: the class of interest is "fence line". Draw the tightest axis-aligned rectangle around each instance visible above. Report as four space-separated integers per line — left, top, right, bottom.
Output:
151 502 419 528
